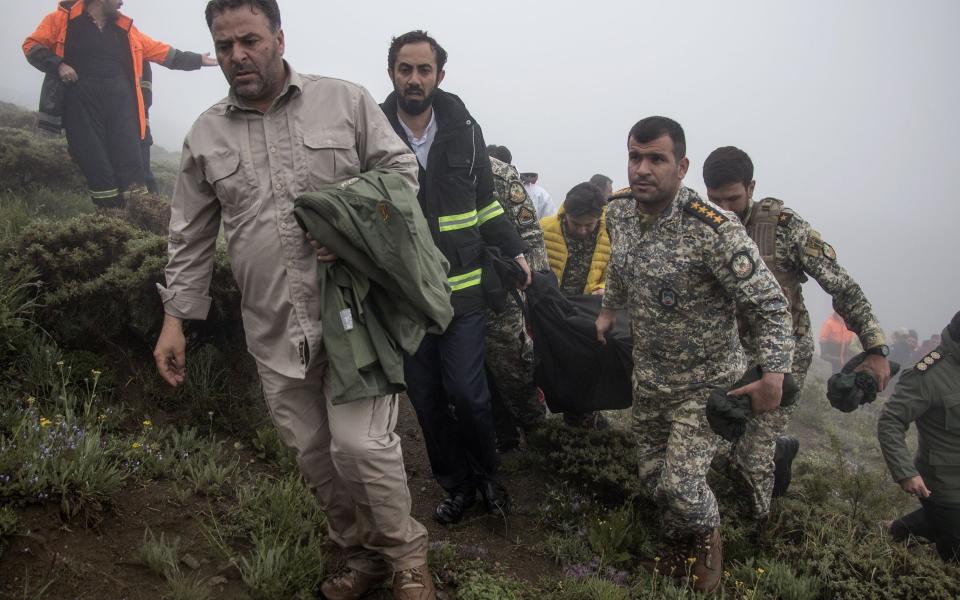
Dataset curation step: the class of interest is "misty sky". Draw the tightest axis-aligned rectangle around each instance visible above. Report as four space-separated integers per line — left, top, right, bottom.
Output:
4 0 958 342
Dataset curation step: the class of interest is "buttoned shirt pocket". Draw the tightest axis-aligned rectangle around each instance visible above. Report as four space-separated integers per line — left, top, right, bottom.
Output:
300 130 358 189
942 392 960 430
205 151 261 226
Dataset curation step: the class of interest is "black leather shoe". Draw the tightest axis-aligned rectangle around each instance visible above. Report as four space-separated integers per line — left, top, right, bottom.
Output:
772 435 800 497
434 490 476 526
479 479 511 515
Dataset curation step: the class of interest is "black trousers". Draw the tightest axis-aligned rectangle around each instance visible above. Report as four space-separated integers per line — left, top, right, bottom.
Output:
404 309 500 494
891 500 960 562
63 75 144 206
141 126 157 194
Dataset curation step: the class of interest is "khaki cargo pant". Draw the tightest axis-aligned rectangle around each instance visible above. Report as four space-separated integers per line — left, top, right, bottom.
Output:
256 356 428 575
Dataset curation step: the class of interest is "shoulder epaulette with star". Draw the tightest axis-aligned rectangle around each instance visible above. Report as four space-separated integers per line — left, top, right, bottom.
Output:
914 349 945 373
608 187 633 202
684 198 728 231
777 211 794 227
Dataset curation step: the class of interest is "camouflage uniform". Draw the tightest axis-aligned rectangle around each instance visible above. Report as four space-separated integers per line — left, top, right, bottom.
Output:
723 198 886 518
485 158 547 441
605 187 634 248
559 219 597 296
602 187 793 540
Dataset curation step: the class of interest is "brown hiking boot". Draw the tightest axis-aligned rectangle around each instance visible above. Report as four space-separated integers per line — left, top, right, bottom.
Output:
392 565 437 600
320 567 388 600
686 528 723 595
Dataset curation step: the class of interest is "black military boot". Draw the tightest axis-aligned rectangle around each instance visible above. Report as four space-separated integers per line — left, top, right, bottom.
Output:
772 435 800 497
479 478 511 515
434 489 476 526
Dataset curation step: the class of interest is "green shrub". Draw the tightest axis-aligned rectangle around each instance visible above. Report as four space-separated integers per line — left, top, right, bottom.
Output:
531 421 642 503
2 215 242 351
0 101 39 131
0 127 85 191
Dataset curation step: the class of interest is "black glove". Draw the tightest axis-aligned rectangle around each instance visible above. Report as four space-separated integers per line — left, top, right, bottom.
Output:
826 352 901 413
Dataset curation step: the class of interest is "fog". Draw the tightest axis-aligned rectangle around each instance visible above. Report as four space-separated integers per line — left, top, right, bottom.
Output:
4 0 958 341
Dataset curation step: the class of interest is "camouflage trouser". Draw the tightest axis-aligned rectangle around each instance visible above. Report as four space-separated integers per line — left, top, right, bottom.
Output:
633 387 721 540
485 295 545 440
720 334 815 518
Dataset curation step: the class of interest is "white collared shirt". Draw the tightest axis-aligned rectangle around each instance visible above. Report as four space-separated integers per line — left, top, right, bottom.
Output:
397 108 437 169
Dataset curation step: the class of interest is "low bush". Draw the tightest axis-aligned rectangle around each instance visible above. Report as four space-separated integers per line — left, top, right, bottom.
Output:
0 127 85 191
2 215 243 352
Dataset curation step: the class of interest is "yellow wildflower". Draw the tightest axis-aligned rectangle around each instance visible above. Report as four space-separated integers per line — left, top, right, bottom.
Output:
91 369 102 377
142 419 153 428
132 442 142 449
757 567 766 575
25 396 36 406
686 557 696 565
39 417 52 428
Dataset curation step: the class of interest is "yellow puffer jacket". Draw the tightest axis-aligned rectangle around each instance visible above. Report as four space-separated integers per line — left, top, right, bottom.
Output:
540 207 611 294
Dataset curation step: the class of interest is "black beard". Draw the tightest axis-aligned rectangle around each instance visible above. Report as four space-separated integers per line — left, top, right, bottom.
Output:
397 88 435 116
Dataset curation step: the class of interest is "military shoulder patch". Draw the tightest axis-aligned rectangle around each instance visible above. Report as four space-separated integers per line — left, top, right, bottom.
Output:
729 251 756 280
684 199 728 231
609 187 633 201
777 211 794 227
508 182 527 205
517 206 536 226
914 350 944 373
821 242 837 260
804 231 824 257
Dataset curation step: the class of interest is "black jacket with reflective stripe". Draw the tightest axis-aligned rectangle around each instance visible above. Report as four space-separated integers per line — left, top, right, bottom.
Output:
382 89 525 315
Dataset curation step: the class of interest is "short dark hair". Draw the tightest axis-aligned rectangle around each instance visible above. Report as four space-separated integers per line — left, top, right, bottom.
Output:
703 146 754 189
487 145 512 164
949 311 960 340
628 116 686 161
589 174 612 189
205 0 281 31
388 30 448 72
563 182 606 218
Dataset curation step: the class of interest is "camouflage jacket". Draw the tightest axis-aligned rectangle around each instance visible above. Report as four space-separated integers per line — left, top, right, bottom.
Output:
605 186 634 248
490 157 549 272
603 187 793 397
738 198 885 359
559 219 596 296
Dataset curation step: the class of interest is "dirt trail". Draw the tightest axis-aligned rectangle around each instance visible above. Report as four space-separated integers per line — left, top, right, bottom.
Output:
0 396 561 599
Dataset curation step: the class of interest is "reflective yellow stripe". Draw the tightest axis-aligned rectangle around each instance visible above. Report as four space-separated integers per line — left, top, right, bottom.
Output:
448 268 482 292
89 188 120 199
476 201 505 226
438 209 478 232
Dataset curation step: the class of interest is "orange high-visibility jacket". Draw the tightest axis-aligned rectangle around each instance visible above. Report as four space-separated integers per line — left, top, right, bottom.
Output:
23 0 200 138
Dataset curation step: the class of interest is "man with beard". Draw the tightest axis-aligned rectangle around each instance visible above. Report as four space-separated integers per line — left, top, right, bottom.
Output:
702 146 890 527
381 31 530 525
23 0 216 213
153 2 435 599
596 117 793 594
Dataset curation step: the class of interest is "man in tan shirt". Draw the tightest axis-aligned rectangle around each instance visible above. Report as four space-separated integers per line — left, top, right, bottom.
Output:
152 2 435 599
